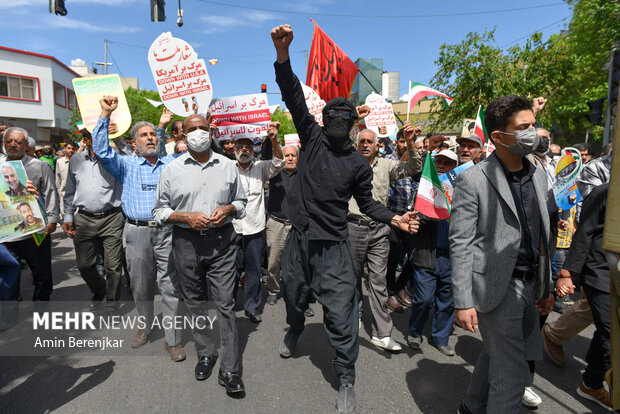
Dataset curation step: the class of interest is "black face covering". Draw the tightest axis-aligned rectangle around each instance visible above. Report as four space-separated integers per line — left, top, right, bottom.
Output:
322 97 359 153
534 136 550 156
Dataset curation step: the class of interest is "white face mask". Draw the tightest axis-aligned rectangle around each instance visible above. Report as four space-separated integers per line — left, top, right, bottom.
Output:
236 151 253 164
185 129 211 153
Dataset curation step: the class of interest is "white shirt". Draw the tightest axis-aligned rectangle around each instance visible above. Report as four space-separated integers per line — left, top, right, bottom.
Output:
233 157 283 235
55 156 70 197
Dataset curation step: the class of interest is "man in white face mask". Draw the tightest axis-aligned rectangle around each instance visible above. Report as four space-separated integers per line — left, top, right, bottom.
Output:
451 95 554 414
153 113 248 395
232 123 283 323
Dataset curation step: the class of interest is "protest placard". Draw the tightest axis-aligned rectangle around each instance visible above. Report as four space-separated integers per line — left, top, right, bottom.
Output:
284 134 300 147
148 32 213 116
209 93 271 141
72 75 131 139
553 147 582 210
364 92 398 137
0 161 46 243
439 161 474 206
301 83 325 126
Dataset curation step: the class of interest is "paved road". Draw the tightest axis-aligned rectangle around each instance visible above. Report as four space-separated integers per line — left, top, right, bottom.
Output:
0 233 608 413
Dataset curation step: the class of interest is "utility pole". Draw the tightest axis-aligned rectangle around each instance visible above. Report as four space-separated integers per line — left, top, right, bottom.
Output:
95 39 112 75
603 46 615 147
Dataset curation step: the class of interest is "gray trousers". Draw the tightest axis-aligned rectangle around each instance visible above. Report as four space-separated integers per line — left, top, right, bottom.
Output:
171 224 240 372
123 222 181 346
73 210 124 303
282 228 359 385
466 278 541 413
348 221 393 338
265 215 291 295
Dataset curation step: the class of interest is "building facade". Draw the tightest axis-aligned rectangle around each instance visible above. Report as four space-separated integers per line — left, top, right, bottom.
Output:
350 58 383 106
0 46 79 144
381 72 399 103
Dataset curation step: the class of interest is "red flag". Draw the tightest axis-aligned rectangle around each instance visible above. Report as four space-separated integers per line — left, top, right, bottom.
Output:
306 19 359 102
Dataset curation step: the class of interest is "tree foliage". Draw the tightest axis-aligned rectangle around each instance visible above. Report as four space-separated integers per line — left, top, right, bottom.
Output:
430 0 620 144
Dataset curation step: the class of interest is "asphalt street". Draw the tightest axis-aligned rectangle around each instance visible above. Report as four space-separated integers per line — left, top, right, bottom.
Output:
0 233 608 413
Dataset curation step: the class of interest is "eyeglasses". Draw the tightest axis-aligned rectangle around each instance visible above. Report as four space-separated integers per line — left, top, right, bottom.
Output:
235 143 253 150
328 109 354 119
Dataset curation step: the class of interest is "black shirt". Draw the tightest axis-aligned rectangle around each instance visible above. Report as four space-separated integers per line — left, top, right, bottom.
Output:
498 156 541 273
563 183 609 293
267 168 296 219
275 59 395 241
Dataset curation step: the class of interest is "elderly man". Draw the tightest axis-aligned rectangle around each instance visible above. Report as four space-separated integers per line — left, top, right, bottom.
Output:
348 124 422 352
2 162 28 197
153 113 247 394
232 124 283 323
2 127 59 302
408 149 458 356
62 128 124 310
271 24 419 413
456 134 483 165
265 144 299 305
55 141 77 218
165 119 184 155
93 97 186 360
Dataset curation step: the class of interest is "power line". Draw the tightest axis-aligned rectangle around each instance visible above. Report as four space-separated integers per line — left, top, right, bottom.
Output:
194 0 566 18
106 45 126 79
500 16 569 48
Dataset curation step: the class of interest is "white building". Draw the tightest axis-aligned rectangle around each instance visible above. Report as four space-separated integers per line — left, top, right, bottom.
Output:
382 71 399 103
0 46 80 144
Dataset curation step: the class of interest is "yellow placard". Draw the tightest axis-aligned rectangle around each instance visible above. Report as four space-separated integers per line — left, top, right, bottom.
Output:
72 75 131 139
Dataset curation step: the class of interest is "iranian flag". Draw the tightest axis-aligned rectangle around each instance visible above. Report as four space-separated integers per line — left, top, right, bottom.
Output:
414 153 451 220
407 81 452 115
473 105 486 145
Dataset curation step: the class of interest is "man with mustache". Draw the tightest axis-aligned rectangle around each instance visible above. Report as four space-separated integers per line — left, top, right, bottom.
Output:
92 97 186 361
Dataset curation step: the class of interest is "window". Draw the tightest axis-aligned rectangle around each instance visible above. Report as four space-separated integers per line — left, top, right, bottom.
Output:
54 82 66 107
0 73 39 101
67 89 76 109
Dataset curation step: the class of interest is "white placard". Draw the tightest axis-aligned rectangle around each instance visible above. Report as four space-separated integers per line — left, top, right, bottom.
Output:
209 93 271 141
301 83 326 126
364 92 398 137
148 32 213 116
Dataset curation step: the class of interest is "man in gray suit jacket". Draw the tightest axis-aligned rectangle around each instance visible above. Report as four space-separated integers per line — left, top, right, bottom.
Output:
450 95 554 413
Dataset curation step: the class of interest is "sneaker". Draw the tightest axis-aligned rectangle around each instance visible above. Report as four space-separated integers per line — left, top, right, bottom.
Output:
407 335 423 350
522 387 542 408
576 380 612 410
336 384 356 414
370 336 402 351
279 330 300 358
267 294 277 305
433 343 455 357
541 324 565 366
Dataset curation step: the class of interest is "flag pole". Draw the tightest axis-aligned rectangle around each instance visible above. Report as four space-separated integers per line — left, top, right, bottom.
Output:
357 69 405 125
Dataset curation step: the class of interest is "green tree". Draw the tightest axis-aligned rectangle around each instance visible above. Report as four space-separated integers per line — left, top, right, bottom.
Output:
429 0 620 143
271 108 298 144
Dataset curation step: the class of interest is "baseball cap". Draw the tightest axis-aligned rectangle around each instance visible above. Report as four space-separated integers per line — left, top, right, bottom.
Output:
456 135 483 148
435 149 458 163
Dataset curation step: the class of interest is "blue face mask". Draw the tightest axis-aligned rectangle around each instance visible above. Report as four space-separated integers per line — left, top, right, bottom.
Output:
378 147 386 156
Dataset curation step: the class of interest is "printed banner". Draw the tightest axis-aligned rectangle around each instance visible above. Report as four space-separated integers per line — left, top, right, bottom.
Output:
72 75 131 139
284 134 300 147
209 94 271 141
439 161 474 206
553 147 582 210
364 92 398 137
301 83 325 126
0 161 46 242
148 32 213 116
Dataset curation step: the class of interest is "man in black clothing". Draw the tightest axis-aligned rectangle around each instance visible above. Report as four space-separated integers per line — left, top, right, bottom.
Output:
271 24 419 414
556 183 611 410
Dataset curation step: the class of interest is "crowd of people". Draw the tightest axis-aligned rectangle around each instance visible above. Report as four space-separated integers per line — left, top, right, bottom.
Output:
0 23 616 413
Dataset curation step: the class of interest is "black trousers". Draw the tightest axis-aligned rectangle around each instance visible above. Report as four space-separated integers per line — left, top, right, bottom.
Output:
386 227 411 296
171 224 240 373
582 284 611 389
5 235 53 301
281 228 359 385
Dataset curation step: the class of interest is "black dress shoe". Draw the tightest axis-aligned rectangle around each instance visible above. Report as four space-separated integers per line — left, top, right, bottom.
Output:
218 370 245 393
195 355 217 381
245 310 262 323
